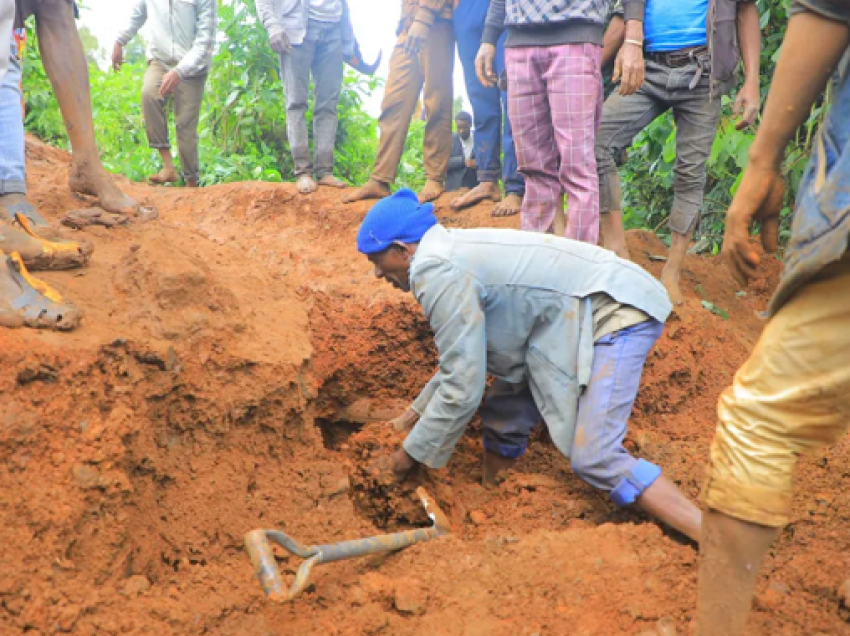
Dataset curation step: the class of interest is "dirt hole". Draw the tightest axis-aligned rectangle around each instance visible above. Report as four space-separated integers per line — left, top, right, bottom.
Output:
316 417 364 451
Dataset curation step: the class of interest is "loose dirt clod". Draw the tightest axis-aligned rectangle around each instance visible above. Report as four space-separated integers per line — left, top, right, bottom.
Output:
1 137 847 636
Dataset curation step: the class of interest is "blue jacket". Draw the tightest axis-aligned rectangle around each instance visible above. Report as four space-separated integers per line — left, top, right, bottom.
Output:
770 53 850 314
403 225 672 468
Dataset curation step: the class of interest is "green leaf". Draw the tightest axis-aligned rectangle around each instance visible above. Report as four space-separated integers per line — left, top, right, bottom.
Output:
701 300 730 320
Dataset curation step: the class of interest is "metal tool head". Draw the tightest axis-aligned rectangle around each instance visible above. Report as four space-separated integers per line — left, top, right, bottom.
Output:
245 488 451 602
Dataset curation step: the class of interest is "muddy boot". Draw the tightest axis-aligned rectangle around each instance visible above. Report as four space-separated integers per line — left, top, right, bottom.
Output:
0 250 81 330
482 450 516 487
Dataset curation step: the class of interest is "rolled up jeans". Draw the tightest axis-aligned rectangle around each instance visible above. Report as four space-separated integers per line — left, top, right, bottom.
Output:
482 319 664 507
141 59 207 182
0 39 25 195
280 19 344 178
595 58 721 235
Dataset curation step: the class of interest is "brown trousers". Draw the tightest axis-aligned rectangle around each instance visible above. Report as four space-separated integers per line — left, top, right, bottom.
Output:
142 60 206 182
372 19 454 184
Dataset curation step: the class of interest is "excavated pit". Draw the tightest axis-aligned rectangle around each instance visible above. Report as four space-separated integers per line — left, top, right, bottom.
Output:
2 137 850 636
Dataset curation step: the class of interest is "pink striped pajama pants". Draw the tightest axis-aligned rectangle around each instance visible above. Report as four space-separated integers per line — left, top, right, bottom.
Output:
506 43 603 244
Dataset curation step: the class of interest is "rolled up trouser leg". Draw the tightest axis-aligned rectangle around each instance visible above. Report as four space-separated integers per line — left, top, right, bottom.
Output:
569 319 664 506
480 379 542 459
704 256 850 528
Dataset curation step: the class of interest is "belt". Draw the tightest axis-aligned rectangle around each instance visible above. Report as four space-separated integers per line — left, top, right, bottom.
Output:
646 46 708 69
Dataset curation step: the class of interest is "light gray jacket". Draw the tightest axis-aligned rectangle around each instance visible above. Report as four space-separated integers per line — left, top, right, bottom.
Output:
0 0 13 82
116 0 217 79
403 225 671 469
254 0 355 56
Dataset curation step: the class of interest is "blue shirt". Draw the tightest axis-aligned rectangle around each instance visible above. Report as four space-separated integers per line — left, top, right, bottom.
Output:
403 226 672 469
645 0 708 53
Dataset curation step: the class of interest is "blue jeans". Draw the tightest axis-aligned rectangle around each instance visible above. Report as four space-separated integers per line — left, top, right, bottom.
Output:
454 0 524 195
481 319 664 506
0 40 25 195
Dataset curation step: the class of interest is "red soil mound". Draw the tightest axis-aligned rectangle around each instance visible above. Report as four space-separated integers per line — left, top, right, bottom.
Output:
1 137 848 636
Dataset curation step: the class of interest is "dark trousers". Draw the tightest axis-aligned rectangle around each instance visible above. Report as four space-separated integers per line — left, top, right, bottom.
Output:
454 0 524 195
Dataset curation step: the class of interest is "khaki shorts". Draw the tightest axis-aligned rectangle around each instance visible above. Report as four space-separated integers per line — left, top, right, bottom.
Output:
703 255 850 527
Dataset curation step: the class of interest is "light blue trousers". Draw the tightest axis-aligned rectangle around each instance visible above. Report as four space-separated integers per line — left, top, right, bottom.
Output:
0 40 25 195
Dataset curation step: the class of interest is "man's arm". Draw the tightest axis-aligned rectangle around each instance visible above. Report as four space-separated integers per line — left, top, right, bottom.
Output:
174 0 218 79
115 0 148 47
733 1 762 129
722 8 850 285
447 137 466 171
615 0 646 95
602 14 626 68
255 0 285 38
482 0 507 46
403 259 488 470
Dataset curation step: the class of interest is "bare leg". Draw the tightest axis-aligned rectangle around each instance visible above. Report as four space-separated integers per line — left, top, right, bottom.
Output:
343 178 391 204
600 208 631 259
148 148 178 184
33 1 137 215
660 229 694 305
635 475 702 542
418 179 445 204
450 181 501 211
697 510 778 636
492 192 522 218
482 449 516 487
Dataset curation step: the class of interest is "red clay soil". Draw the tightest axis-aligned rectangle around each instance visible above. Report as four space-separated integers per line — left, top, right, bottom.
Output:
1 136 849 636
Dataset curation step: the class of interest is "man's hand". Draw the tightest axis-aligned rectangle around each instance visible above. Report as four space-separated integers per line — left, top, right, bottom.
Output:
404 21 430 57
112 42 124 72
465 158 477 169
159 70 181 98
614 40 645 96
722 164 784 287
475 43 497 88
368 446 419 483
733 81 761 130
270 31 291 55
390 409 419 432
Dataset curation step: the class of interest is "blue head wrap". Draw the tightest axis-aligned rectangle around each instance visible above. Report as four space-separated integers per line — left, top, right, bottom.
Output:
356 189 438 255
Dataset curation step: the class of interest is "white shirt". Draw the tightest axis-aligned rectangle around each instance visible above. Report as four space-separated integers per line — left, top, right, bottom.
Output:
309 0 343 23
460 133 474 161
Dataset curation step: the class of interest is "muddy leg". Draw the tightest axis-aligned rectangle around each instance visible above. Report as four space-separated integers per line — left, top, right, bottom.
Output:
32 1 138 215
660 229 693 305
696 510 778 636
635 476 702 542
600 209 631 260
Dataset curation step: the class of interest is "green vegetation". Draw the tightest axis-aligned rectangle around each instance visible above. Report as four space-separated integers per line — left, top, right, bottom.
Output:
21 0 820 246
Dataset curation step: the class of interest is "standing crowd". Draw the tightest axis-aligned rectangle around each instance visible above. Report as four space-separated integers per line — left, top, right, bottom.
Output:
2 1 850 636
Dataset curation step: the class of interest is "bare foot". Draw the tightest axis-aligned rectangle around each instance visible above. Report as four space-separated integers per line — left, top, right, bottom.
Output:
148 167 179 185
317 174 348 188
296 174 318 195
492 192 523 218
660 267 685 306
69 164 138 215
450 181 500 211
418 179 444 204
343 178 391 204
482 450 516 487
185 179 199 188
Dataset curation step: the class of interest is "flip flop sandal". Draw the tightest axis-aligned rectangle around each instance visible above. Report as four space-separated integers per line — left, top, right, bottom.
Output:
0 250 81 331
0 218 91 271
14 214 93 268
62 208 131 230
0 200 59 238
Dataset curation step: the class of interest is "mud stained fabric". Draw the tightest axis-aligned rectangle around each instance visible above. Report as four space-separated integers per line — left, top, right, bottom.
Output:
141 60 206 182
506 43 603 242
706 256 850 527
116 0 217 79
280 20 344 178
403 225 671 469
595 58 721 235
371 20 454 185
